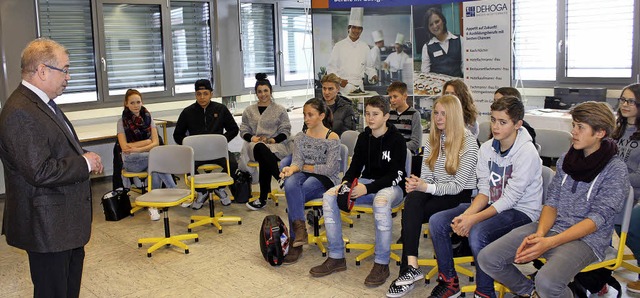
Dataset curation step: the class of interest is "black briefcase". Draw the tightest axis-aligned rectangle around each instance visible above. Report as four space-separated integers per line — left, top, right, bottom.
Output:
101 188 132 221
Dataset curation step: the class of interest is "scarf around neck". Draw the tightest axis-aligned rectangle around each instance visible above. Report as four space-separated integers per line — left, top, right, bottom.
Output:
122 106 152 143
562 138 617 183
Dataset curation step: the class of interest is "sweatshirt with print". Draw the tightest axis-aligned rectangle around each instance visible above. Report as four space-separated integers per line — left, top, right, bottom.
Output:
476 127 542 222
343 123 407 194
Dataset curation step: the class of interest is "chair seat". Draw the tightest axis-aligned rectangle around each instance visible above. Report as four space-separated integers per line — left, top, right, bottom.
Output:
136 189 192 206
190 173 234 185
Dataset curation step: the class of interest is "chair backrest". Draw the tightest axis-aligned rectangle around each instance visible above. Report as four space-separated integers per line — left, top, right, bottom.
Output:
478 121 491 144
405 148 412 177
541 165 555 202
619 186 635 235
340 130 359 158
338 144 349 174
148 145 194 176
536 129 572 159
183 134 229 162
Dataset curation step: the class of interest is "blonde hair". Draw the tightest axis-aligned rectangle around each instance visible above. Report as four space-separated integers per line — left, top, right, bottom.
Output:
426 95 466 175
321 73 341 88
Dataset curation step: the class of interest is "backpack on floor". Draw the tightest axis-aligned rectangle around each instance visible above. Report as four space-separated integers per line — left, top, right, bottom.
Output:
229 169 252 203
259 215 289 266
570 268 621 298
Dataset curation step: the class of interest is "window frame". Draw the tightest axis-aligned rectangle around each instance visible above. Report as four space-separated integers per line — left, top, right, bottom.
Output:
239 0 314 91
36 0 217 110
513 0 640 88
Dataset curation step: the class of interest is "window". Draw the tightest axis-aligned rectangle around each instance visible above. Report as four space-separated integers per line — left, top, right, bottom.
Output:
240 1 313 89
38 0 97 104
513 0 638 85
37 0 215 105
240 3 276 88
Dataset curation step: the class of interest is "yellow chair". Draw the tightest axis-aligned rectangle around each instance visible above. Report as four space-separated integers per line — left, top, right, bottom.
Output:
135 145 199 257
121 169 147 214
344 149 412 266
246 160 280 206
304 144 352 256
183 135 242 234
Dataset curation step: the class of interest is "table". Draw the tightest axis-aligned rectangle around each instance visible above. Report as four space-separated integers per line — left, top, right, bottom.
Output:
524 109 572 133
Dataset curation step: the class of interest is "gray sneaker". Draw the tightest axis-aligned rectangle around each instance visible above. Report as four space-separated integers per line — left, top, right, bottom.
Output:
214 188 231 206
191 191 209 210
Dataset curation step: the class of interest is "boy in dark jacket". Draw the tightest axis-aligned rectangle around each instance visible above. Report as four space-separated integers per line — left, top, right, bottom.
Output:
173 79 239 208
309 96 407 287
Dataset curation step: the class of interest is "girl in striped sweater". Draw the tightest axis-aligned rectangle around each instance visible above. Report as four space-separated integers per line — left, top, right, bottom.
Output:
387 95 479 297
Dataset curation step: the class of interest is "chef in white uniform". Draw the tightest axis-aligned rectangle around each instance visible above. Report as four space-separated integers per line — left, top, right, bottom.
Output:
368 30 385 72
326 7 377 94
383 33 410 72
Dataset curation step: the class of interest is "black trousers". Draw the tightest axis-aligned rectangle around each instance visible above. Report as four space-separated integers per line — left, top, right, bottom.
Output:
400 189 472 270
253 143 280 201
27 246 85 298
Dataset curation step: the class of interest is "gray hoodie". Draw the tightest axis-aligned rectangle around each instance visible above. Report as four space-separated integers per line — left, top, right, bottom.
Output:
477 127 542 222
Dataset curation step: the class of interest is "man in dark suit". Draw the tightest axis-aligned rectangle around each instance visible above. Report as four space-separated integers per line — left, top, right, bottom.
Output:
0 38 103 298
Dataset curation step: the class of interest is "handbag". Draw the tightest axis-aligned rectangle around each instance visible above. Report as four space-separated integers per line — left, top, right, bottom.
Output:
101 188 132 221
229 169 252 203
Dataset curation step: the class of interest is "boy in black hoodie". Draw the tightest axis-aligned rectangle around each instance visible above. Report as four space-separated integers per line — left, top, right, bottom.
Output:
310 96 407 287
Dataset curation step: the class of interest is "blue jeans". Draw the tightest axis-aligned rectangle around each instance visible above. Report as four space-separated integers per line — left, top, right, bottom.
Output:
478 223 597 298
279 154 292 171
123 152 176 189
284 172 329 240
429 203 531 297
323 178 403 264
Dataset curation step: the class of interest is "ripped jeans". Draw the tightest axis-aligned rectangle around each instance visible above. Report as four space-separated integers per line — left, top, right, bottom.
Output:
322 178 403 264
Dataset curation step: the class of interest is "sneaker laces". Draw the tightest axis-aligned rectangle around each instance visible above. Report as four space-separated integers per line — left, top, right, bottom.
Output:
430 274 458 297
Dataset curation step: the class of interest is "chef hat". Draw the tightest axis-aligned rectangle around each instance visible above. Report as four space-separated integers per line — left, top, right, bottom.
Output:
371 30 383 42
394 33 405 45
348 7 364 27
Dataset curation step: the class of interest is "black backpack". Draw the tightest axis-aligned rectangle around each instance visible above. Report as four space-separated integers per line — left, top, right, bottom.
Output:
259 215 290 266
230 169 252 203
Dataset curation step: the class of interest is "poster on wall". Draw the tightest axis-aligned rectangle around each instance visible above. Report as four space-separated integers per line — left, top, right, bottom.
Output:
311 0 510 130
462 0 511 118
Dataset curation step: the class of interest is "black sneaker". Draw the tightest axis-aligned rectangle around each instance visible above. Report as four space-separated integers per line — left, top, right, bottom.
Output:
246 199 267 211
386 280 415 298
395 266 424 286
428 273 461 298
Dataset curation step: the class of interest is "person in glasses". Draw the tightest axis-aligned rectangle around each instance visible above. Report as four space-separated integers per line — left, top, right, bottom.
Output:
611 83 640 293
442 79 479 138
173 79 239 209
0 38 103 298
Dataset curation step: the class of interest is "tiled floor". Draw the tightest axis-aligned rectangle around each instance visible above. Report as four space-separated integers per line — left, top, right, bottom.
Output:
0 177 639 297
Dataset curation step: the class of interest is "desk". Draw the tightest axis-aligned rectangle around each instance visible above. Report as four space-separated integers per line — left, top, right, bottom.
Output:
524 109 572 132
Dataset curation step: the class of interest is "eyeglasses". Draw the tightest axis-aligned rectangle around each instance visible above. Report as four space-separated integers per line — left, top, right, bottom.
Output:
618 97 637 106
43 64 69 75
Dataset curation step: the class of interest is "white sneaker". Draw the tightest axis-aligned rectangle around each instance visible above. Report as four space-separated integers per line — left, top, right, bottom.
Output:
214 188 231 206
148 208 160 221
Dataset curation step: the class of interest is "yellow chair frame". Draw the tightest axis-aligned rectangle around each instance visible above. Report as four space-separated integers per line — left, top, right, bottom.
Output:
183 135 242 234
121 169 147 214
135 145 199 257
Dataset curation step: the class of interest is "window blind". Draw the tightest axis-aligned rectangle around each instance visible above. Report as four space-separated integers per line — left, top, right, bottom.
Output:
565 0 634 78
171 1 214 93
38 0 96 95
240 3 276 87
281 7 313 83
512 0 557 81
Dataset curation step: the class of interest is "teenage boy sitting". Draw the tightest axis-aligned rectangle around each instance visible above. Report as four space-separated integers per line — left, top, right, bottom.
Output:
309 96 407 287
478 101 630 298
387 81 423 176
427 96 543 298
173 79 239 209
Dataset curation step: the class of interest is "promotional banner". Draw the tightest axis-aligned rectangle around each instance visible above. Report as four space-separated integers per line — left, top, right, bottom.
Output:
462 0 511 117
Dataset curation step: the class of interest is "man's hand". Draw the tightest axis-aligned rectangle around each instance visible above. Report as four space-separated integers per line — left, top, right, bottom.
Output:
83 151 103 174
451 214 478 237
350 183 367 199
514 233 552 264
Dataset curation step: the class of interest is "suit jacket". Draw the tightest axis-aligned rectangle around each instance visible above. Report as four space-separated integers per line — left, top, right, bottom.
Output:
0 83 92 253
